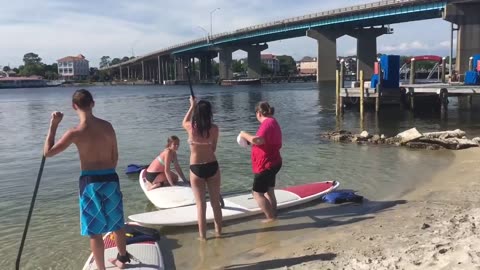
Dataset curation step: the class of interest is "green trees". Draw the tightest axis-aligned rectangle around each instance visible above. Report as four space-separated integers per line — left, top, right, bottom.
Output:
99 56 111 69
43 63 59 80
19 52 44 77
6 52 59 79
261 63 273 75
99 56 133 68
277 55 297 75
232 59 247 73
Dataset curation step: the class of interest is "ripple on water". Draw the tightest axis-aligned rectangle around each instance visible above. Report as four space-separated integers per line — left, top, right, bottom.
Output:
0 84 462 269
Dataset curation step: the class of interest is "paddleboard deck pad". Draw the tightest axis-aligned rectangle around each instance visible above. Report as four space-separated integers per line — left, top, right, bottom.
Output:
139 169 196 209
82 222 164 269
129 181 339 226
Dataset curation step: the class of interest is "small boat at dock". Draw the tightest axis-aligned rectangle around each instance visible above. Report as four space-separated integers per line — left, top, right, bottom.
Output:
220 78 261 86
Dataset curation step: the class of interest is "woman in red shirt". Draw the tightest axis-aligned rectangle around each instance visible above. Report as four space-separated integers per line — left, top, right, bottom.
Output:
239 101 282 223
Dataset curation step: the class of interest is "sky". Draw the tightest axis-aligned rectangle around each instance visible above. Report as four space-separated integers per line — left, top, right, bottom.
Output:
0 0 455 68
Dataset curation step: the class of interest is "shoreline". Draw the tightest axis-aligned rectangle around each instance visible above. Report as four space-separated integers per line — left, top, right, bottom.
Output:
220 148 480 270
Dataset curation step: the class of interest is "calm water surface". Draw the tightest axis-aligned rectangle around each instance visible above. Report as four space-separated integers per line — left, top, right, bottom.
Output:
1 83 479 269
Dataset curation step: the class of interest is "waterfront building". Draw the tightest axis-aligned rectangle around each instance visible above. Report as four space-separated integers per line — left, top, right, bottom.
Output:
57 54 89 80
261 54 280 74
298 56 317 75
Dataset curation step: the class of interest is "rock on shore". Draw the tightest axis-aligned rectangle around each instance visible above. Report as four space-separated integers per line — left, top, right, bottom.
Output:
321 128 480 150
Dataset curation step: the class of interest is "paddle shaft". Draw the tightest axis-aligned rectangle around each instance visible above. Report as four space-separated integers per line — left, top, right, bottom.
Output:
16 155 46 270
184 66 195 98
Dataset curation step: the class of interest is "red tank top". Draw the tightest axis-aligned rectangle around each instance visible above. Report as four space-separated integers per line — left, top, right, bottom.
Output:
251 117 282 174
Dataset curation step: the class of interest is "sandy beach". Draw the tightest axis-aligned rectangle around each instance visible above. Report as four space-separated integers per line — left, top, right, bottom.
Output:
219 148 480 270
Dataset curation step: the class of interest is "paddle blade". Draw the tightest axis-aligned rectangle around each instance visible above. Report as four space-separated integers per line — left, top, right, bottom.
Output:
125 164 147 174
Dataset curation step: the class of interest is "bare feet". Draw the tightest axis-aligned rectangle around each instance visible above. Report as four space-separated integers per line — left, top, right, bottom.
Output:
261 218 277 224
108 258 126 269
147 183 160 191
215 231 222 238
197 236 207 242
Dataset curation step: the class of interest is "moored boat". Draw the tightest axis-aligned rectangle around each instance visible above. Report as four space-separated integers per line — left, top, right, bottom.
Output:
0 76 48 89
220 78 261 86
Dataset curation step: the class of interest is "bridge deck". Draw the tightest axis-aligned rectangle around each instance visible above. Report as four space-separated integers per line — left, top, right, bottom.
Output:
104 0 449 70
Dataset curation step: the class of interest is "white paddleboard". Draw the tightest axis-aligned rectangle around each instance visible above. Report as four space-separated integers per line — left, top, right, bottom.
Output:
129 181 339 226
139 169 196 209
82 222 164 270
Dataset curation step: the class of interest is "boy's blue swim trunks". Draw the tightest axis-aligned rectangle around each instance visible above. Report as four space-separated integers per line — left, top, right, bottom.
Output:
78 169 124 236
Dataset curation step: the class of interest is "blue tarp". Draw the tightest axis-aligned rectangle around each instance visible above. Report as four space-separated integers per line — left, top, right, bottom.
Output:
380 54 400 88
465 71 479 85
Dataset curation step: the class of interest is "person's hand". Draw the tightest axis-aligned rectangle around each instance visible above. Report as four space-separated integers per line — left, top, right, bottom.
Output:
239 131 251 145
189 96 196 107
50 111 64 126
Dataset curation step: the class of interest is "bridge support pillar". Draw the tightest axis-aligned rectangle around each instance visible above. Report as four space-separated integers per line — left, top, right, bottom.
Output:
219 48 235 80
240 44 269 78
444 3 480 80
199 55 208 80
175 57 189 81
307 29 344 82
348 27 390 80
199 52 217 81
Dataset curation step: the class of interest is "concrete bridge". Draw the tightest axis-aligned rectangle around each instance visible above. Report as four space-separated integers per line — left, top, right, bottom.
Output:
103 0 480 84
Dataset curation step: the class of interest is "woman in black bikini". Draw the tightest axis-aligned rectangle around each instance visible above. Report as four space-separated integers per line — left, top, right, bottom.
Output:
144 135 187 190
182 96 222 240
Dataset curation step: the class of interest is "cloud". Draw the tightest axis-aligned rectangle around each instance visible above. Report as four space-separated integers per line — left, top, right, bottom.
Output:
380 41 429 52
0 0 456 67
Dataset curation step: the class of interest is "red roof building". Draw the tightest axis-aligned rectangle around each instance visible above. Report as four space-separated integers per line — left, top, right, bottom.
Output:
261 54 280 73
57 54 89 80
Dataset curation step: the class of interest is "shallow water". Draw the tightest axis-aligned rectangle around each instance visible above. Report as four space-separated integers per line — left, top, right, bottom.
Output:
1 83 479 269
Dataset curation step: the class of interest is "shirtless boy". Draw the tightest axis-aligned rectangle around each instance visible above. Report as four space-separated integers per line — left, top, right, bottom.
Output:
43 89 131 269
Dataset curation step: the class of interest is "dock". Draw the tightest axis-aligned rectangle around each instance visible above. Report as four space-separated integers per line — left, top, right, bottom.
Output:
336 71 480 116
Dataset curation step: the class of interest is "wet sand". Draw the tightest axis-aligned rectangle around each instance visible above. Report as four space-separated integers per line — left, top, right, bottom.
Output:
210 148 480 270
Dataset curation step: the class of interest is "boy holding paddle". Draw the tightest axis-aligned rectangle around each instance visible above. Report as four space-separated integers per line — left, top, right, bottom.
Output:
43 89 131 269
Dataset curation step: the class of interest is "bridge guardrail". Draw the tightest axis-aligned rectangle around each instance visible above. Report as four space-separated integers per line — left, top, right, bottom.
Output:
103 0 444 70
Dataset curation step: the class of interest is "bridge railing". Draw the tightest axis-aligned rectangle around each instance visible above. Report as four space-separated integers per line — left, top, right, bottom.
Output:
105 0 442 69
204 0 433 42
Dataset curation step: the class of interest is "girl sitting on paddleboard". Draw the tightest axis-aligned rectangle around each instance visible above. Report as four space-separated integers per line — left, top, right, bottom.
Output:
239 101 282 223
145 135 188 190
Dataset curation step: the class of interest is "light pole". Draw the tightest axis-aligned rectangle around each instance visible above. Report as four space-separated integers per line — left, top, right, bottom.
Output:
210 8 220 37
130 39 140 57
197 26 210 43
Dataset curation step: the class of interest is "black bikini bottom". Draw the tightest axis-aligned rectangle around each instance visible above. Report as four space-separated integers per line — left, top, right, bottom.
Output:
145 171 163 183
190 161 219 179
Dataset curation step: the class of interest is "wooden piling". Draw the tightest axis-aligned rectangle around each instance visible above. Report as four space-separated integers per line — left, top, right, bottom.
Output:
360 70 365 116
439 88 448 113
376 63 382 113
336 70 340 116
340 95 344 115
410 95 415 111
441 57 446 83
409 58 416 85
340 62 345 88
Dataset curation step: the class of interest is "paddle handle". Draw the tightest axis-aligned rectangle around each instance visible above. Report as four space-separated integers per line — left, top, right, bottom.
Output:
16 155 46 270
